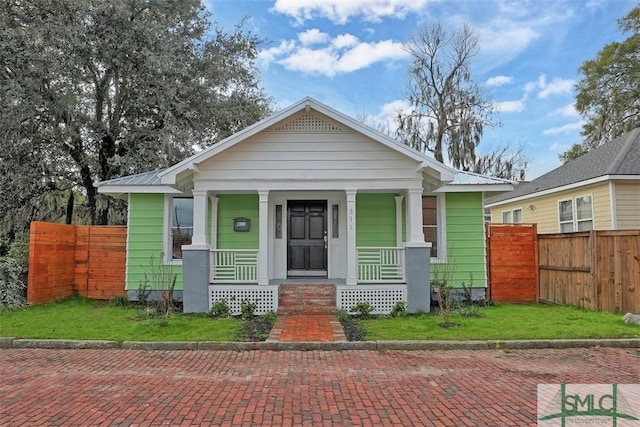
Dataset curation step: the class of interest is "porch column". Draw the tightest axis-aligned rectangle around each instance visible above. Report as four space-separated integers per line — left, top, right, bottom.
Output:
208 195 219 249
346 190 357 285
191 190 209 248
258 190 269 285
395 195 405 246
406 188 426 245
405 188 431 313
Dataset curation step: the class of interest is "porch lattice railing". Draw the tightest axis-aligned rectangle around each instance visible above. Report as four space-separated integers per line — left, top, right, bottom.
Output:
357 247 406 283
210 249 258 283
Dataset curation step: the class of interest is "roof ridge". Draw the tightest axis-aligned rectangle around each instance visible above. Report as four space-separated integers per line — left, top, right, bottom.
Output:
607 128 640 174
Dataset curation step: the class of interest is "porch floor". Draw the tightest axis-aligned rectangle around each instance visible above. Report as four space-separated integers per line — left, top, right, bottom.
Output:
266 314 346 342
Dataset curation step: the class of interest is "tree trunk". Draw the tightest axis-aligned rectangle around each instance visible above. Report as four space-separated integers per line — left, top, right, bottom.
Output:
65 190 74 224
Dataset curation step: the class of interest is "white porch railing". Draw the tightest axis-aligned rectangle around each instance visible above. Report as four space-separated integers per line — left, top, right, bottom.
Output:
357 247 406 283
210 249 258 283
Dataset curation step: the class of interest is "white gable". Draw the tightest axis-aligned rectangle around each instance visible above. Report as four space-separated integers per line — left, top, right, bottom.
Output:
159 97 456 187
194 109 423 192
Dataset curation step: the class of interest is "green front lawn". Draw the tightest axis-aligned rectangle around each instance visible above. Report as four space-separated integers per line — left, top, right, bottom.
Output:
0 297 239 341
1 298 638 342
362 303 640 340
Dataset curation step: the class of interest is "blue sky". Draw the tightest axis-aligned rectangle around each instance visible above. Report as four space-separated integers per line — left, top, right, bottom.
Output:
206 0 636 179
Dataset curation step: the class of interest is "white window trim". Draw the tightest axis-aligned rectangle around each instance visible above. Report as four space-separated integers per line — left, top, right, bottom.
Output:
163 193 193 265
428 193 447 264
501 207 523 224
576 194 594 230
512 207 523 224
558 198 574 232
557 194 593 232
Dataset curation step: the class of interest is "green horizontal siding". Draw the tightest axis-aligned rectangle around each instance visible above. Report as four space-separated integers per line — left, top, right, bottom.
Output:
127 193 184 291
356 193 396 247
217 194 259 249
432 192 486 288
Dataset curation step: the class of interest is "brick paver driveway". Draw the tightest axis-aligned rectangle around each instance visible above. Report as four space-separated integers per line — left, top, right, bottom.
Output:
1 347 639 426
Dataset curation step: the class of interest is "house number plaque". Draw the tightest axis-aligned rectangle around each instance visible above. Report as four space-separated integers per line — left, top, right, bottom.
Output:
233 217 250 232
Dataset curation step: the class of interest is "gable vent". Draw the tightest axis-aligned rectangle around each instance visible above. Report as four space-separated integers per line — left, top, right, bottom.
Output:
272 112 342 132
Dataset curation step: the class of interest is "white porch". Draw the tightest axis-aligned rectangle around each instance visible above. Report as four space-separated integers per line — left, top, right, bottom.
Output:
189 188 428 287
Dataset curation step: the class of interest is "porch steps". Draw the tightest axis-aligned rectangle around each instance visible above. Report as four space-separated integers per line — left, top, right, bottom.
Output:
277 284 337 315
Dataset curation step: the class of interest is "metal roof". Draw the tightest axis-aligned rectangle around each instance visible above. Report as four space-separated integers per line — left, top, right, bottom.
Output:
95 169 164 187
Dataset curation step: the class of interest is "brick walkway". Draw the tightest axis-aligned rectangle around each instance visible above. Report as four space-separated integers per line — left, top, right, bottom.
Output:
267 314 346 342
1 347 638 426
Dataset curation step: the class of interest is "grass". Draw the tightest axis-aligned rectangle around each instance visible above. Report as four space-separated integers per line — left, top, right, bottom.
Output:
0 296 240 342
1 298 638 342
361 303 640 341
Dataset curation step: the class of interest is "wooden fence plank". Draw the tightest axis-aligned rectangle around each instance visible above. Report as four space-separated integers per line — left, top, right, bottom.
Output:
27 222 127 304
489 226 640 313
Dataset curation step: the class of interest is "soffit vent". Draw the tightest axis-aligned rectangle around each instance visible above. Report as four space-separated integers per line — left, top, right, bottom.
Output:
271 112 343 132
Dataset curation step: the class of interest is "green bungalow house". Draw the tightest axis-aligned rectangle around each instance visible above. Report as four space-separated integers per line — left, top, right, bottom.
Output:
96 97 513 314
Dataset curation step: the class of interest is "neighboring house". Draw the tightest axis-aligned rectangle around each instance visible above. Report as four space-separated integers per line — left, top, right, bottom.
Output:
97 97 513 314
486 128 640 233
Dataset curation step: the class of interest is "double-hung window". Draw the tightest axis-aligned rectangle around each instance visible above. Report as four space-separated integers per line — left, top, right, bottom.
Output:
558 195 593 232
422 196 439 258
170 197 194 260
502 208 523 223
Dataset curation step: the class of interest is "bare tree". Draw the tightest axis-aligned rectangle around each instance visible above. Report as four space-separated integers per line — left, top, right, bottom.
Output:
396 22 498 170
471 144 528 181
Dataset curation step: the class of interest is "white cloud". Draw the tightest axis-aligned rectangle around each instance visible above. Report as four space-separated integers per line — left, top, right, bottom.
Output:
494 100 524 113
272 0 429 25
261 33 408 76
259 40 297 65
536 75 575 98
280 47 338 75
363 99 412 134
332 34 359 49
543 121 583 135
337 40 408 73
553 103 580 118
479 25 539 61
486 75 513 87
298 29 329 45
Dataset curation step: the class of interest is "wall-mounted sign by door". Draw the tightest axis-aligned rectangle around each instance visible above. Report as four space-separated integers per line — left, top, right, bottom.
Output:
233 217 250 232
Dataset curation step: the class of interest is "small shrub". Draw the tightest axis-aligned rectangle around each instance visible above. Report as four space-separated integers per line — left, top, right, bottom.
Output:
0 256 26 309
109 294 129 307
460 273 474 304
350 301 373 318
238 311 276 341
432 278 453 326
453 304 483 318
337 309 367 341
390 300 408 318
240 299 257 320
210 299 231 318
136 282 151 305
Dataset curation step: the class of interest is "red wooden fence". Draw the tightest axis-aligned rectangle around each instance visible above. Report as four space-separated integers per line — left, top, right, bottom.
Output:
486 223 538 303
27 222 127 304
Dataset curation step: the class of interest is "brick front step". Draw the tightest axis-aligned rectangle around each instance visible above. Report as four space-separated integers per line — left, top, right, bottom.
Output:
278 284 336 315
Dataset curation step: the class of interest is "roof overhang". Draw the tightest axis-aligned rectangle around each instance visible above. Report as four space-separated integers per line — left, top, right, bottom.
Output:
97 185 183 195
434 183 514 193
484 174 634 207
159 97 455 186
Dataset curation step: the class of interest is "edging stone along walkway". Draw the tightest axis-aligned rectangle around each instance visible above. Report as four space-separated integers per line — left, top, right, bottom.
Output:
1 336 639 350
1 347 639 426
